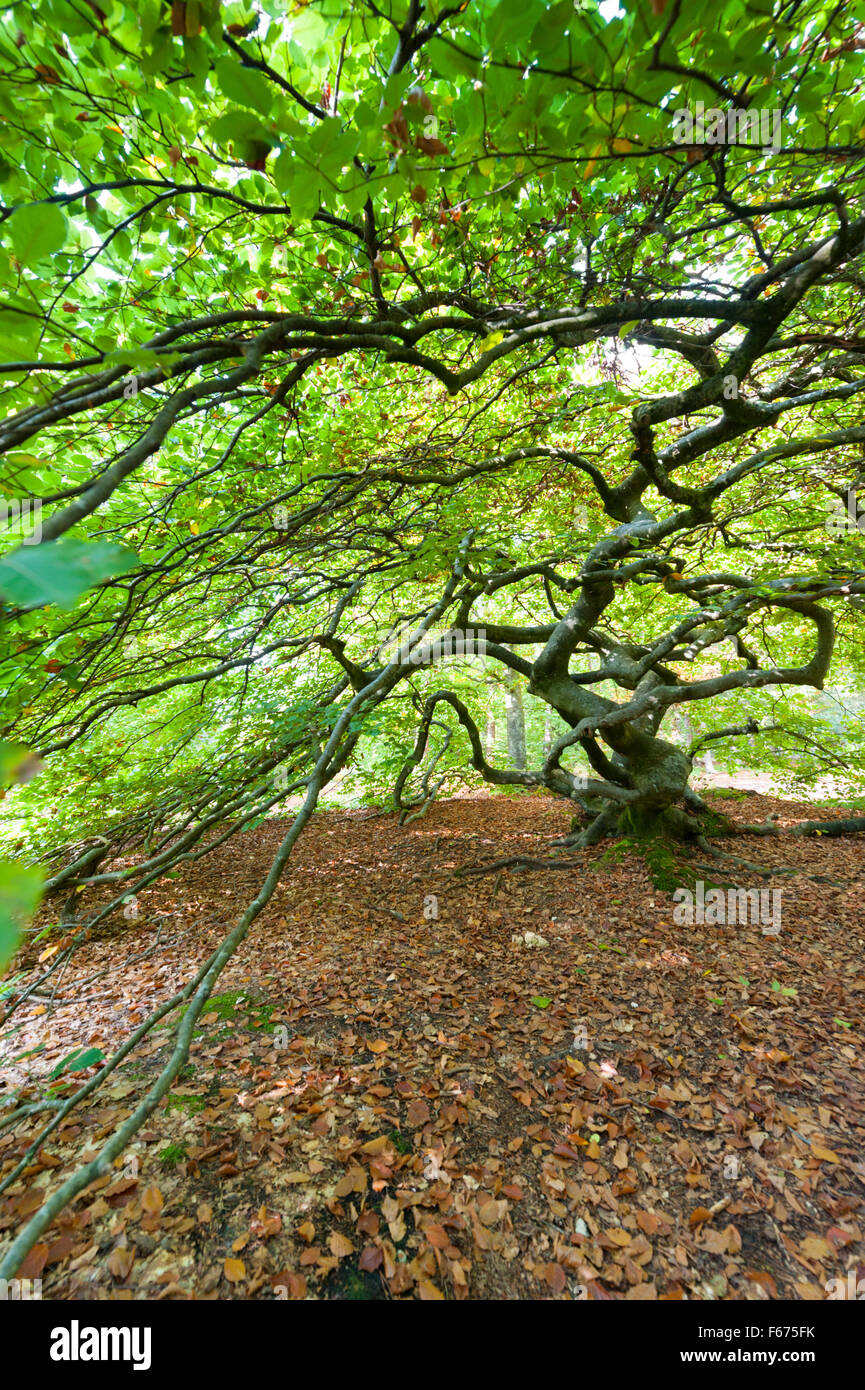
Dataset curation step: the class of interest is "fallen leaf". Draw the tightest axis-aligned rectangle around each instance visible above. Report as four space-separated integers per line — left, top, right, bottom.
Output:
141 1183 163 1216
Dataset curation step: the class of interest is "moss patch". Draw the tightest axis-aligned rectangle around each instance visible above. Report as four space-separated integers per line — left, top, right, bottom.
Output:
322 1261 388 1301
159 1142 189 1167
386 1127 412 1155
157 989 278 1036
165 1093 207 1114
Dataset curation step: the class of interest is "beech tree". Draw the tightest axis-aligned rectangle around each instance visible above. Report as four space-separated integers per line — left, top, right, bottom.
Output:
1 0 864 1272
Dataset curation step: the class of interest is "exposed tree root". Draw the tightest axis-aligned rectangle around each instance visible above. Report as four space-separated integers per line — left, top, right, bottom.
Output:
692 836 849 886
455 854 586 876
736 815 865 838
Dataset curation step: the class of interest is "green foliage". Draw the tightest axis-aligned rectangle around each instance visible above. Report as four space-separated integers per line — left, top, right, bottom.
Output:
0 0 862 923
0 540 137 611
0 858 42 972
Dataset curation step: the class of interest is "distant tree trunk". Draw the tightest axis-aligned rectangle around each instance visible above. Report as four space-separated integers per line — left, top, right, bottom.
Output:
544 711 553 759
504 681 526 771
485 712 496 760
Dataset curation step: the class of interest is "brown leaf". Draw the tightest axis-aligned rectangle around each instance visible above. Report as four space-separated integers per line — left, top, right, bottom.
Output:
223 1258 246 1283
141 1183 163 1216
826 1226 856 1249
544 1262 567 1293
360 1135 389 1155
605 1228 632 1246
688 1206 714 1228
800 1235 832 1261
424 1223 450 1249
18 1243 49 1279
415 136 448 156
406 1099 431 1126
107 1246 134 1281
701 1229 729 1254
44 1235 74 1266
272 1270 306 1299
811 1145 841 1164
636 1211 662 1236
725 1224 742 1254
552 1143 580 1161
418 1278 445 1300
478 1199 507 1227
745 1269 778 1298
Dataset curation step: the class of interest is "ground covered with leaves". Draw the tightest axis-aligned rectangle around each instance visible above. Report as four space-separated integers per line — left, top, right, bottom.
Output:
1 790 863 1301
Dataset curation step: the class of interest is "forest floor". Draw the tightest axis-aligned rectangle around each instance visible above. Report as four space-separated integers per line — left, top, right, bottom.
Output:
1 788 863 1301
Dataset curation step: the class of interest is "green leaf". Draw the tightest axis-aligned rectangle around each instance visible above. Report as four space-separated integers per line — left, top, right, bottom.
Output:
6 202 68 266
477 330 505 353
531 995 552 1008
213 58 273 117
105 347 182 372
209 111 276 148
50 1045 105 1080
0 539 138 610
0 860 42 974
0 311 39 362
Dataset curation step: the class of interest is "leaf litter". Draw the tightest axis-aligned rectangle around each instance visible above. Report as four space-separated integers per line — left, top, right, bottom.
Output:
1 789 863 1301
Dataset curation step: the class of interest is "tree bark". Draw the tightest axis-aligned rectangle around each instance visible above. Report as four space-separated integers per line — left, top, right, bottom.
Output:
504 681 527 771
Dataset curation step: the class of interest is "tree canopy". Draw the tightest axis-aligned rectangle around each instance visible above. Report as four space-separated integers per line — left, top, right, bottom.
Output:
1 0 864 1277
